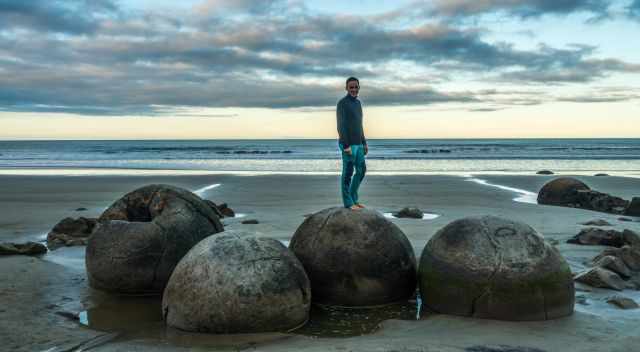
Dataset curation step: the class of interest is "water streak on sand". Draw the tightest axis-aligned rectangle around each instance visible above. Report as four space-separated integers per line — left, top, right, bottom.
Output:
466 178 538 204
193 183 221 197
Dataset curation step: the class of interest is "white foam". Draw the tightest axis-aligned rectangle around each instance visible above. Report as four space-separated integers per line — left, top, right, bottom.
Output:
466 178 538 204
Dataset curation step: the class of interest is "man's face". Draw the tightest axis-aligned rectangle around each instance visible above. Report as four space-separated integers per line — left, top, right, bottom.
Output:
346 80 359 98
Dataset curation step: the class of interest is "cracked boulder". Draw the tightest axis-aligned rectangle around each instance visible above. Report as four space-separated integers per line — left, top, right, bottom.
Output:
162 231 310 333
419 215 574 321
289 207 417 307
86 184 223 294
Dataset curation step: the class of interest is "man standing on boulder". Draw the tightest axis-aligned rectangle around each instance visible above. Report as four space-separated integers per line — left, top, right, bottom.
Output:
337 76 368 210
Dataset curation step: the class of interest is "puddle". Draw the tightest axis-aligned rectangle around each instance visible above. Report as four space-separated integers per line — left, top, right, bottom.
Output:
42 246 86 271
296 301 418 337
78 294 420 347
383 212 439 220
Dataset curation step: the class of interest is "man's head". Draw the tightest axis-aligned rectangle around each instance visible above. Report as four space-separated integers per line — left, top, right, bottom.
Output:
345 77 359 98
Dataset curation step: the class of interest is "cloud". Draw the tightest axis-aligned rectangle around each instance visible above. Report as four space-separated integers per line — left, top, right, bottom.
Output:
629 0 640 18
420 0 612 19
0 1 638 115
0 0 118 34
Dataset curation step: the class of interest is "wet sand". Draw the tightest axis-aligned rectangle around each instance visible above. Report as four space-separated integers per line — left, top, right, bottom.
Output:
1 173 640 351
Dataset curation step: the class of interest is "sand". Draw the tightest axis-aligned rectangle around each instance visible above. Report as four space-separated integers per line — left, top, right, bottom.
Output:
1 172 640 352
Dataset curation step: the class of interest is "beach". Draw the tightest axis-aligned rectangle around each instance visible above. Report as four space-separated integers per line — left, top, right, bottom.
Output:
1 171 640 352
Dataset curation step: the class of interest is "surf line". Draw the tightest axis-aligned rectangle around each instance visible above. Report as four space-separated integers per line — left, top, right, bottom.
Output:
193 183 221 197
465 178 537 204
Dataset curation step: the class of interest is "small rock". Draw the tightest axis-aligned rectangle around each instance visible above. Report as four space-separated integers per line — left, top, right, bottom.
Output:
594 173 609 177
567 228 625 247
393 207 424 219
241 219 259 224
0 242 47 255
619 217 633 222
593 255 631 278
218 203 236 217
47 217 98 248
580 219 612 227
536 170 554 175
594 246 640 271
574 267 625 291
75 207 88 211
607 296 639 309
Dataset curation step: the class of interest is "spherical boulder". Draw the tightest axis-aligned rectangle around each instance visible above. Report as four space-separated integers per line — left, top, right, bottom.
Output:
419 216 574 321
86 184 223 294
162 231 311 333
289 207 417 307
537 177 590 205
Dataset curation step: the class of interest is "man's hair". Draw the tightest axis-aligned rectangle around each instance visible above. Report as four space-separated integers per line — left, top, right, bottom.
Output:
346 76 359 88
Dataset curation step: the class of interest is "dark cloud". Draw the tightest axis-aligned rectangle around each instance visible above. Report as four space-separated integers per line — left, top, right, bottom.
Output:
0 1 638 115
629 0 640 18
421 0 612 19
0 0 118 34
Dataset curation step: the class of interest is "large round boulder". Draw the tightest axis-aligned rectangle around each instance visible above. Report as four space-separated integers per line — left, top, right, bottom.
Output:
537 177 590 205
419 216 574 321
289 207 417 307
86 184 223 294
162 231 310 333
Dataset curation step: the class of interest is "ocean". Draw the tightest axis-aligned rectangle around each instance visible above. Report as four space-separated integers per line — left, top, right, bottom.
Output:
0 139 639 175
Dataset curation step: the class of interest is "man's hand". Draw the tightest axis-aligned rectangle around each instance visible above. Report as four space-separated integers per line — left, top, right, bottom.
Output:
364 144 368 155
344 146 352 155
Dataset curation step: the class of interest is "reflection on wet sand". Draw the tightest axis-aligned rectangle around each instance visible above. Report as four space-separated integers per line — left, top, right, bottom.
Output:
79 293 420 348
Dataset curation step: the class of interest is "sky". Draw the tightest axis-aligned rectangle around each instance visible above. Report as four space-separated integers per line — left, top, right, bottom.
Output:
0 0 639 139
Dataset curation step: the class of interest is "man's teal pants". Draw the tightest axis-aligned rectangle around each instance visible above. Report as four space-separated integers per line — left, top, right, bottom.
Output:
339 143 366 208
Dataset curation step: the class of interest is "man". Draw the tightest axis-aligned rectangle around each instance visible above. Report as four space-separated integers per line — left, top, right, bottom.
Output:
337 76 368 210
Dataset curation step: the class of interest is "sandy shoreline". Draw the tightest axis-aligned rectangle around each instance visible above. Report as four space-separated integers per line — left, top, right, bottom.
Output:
1 173 640 351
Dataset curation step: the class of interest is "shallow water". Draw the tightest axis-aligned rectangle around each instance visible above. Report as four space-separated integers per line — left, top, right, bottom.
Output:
77 294 419 348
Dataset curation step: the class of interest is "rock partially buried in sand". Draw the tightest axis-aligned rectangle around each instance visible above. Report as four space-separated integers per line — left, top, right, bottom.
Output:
594 255 631 278
0 241 47 255
538 177 629 214
580 219 612 227
393 207 424 219
47 217 98 249
536 170 554 175
607 296 639 309
162 232 310 333
86 184 223 294
567 228 626 247
290 207 417 307
574 267 625 291
419 215 574 321
537 177 590 206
